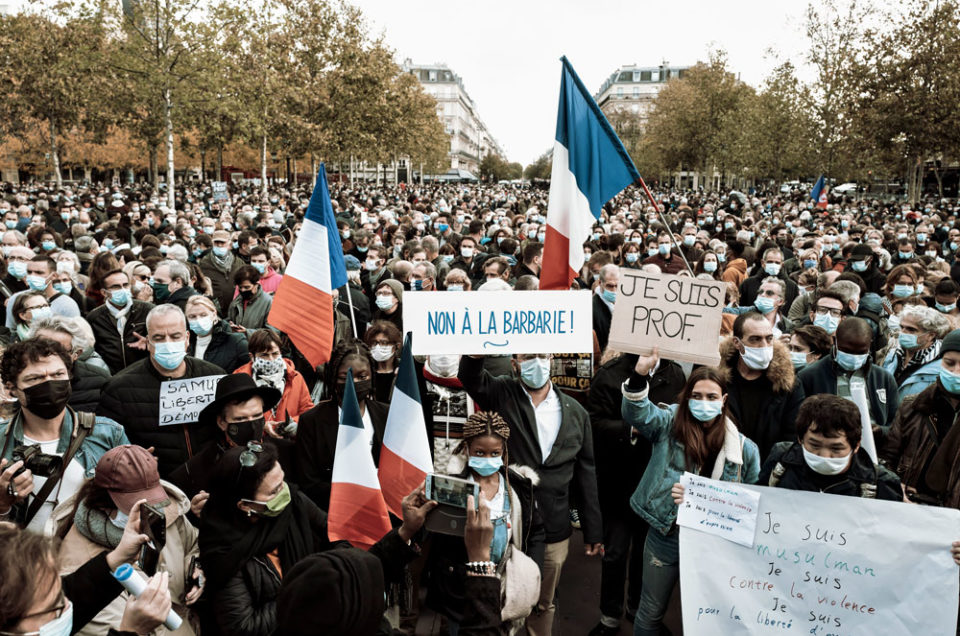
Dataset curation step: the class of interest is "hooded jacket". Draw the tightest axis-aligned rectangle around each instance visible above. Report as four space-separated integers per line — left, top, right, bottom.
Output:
719 338 805 460
721 257 748 287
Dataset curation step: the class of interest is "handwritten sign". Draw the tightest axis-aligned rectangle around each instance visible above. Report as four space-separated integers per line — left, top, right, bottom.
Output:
677 473 761 547
211 181 228 202
680 484 960 634
607 269 725 366
402 290 592 355
159 375 224 426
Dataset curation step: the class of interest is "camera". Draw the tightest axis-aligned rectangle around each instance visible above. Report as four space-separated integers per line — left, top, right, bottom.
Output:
11 444 63 478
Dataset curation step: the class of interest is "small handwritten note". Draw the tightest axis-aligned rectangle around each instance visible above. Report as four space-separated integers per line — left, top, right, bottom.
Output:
158 375 224 426
676 472 761 548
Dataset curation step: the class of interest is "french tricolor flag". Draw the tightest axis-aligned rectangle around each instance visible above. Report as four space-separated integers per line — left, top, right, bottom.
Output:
379 333 433 517
541 57 643 291
328 369 392 550
267 164 346 366
811 175 829 210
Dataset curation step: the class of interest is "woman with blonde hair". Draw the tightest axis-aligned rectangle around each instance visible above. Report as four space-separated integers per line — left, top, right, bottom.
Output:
185 294 249 372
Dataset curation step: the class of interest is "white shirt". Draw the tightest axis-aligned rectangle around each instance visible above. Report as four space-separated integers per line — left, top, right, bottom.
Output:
338 405 375 447
22 433 86 533
524 385 562 462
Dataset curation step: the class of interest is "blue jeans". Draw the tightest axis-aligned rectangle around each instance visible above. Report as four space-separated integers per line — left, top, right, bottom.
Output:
633 527 680 636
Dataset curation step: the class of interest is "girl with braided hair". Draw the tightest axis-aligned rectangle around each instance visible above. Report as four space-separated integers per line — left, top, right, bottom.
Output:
425 411 545 633
295 339 390 510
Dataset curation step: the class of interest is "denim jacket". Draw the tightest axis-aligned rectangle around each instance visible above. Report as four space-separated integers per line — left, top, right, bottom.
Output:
1 408 129 524
621 382 760 535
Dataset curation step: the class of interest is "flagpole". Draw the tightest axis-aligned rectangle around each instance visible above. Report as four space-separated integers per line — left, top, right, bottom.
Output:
634 177 694 275
343 284 359 339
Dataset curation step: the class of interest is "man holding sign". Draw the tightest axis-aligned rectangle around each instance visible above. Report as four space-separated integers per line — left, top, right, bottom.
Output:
458 353 602 636
98 305 226 477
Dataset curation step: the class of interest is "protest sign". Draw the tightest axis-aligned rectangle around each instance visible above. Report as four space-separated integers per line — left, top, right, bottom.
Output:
159 375 224 426
211 181 228 202
402 290 592 356
550 353 593 393
607 269 725 366
680 484 960 635
676 473 761 548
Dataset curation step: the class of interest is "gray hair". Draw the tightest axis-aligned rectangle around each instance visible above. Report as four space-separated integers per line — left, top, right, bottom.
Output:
829 280 861 305
478 278 511 292
598 263 620 283
166 244 189 262
158 259 190 286
146 303 187 333
760 276 786 299
413 261 437 281
28 316 95 356
2 230 27 246
901 304 951 339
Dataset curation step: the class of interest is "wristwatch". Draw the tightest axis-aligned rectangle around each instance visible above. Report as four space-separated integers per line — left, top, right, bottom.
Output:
465 560 496 576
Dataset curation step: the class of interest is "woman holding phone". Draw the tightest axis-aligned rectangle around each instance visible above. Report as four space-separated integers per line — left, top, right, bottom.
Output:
621 349 761 636
424 411 544 633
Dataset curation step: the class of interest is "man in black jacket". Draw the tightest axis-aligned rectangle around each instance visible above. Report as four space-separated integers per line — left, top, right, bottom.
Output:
593 264 618 353
87 269 153 375
738 247 799 310
588 352 685 636
459 353 602 636
151 260 197 314
98 305 225 477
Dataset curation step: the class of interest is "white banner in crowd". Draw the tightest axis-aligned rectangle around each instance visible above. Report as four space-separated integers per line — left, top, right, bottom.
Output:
607 269 726 366
680 483 960 635
159 375 224 426
403 290 592 355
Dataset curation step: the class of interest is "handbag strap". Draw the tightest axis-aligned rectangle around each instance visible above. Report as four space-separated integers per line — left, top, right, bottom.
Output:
23 409 94 526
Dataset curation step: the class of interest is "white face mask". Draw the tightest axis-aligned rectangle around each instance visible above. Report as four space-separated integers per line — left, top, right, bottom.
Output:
429 354 460 377
370 344 394 362
740 343 773 370
802 446 852 476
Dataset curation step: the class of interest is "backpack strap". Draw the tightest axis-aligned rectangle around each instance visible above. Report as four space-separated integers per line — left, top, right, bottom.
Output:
23 409 94 526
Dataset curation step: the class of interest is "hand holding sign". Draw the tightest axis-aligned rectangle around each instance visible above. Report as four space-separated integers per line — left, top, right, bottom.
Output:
634 347 660 376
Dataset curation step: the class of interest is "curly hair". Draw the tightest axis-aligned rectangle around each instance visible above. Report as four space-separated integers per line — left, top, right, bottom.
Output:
462 411 510 442
0 337 73 387
324 339 376 401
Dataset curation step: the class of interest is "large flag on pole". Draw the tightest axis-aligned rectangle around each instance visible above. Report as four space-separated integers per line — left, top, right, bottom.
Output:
811 175 829 210
267 164 346 366
378 332 433 517
328 369 392 550
541 56 642 290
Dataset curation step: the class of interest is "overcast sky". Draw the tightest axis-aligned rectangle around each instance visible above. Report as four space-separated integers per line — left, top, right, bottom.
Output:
355 0 828 166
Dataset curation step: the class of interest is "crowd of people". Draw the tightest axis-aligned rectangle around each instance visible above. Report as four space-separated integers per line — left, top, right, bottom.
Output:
0 178 959 635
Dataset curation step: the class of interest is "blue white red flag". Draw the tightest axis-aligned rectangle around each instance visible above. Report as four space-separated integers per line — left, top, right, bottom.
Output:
811 175 828 210
267 164 346 366
378 332 433 517
541 56 641 290
328 369 392 550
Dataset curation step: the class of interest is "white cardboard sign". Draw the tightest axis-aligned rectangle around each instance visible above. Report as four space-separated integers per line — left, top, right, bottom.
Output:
402 290 592 355
680 484 960 635
676 473 761 548
158 375 224 426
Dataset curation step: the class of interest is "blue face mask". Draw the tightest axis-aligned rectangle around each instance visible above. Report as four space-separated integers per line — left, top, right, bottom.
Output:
898 251 914 260
52 281 71 296
468 456 503 477
899 332 919 350
441 254 454 264
152 340 186 370
717 253 727 263
446 284 463 291
940 368 960 394
916 233 927 243
937 302 956 313
4 220 15 229
851 260 868 272
412 279 424 291
688 398 724 422
755 296 776 314
519 357 550 389
835 349 868 372
625 253 639 264
601 289 616 304
8 260 27 279
658 244 670 256
213 246 228 258
790 351 808 369
764 263 781 276
683 235 696 247
252 262 266 274
648 248 658 257
41 240 56 251
803 259 817 270
703 261 717 273
110 288 131 307
813 312 840 334
27 274 48 291
437 223 449 233
892 284 915 298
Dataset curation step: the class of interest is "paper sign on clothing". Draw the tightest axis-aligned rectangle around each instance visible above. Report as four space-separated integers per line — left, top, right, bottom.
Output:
158 375 224 426
680 484 960 635
402 290 592 355
607 269 725 366
676 473 761 548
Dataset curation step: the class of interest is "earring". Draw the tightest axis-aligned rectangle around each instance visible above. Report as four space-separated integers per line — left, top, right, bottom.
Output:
246 510 252 517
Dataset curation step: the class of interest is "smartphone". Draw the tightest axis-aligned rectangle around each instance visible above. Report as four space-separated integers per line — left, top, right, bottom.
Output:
138 503 166 576
186 555 203 589
425 473 479 510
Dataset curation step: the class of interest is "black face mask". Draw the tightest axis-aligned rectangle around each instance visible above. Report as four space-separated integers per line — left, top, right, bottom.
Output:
240 288 255 301
225 416 265 446
335 379 372 404
21 379 72 419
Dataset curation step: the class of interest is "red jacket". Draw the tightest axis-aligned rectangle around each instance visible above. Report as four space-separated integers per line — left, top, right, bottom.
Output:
233 357 314 422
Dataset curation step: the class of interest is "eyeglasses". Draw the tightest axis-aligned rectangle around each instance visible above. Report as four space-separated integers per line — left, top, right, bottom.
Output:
815 307 843 318
0 596 68 634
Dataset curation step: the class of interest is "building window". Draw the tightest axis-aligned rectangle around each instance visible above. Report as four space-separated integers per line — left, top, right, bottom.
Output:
429 70 437 82
618 71 632 82
616 87 623 97
640 70 652 81
651 71 659 82
632 87 640 98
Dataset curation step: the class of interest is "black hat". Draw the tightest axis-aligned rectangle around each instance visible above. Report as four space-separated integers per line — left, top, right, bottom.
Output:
850 244 874 260
942 329 960 356
198 374 281 426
